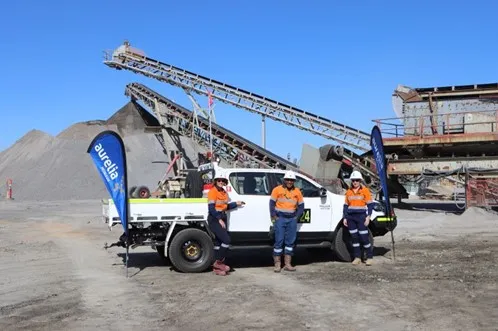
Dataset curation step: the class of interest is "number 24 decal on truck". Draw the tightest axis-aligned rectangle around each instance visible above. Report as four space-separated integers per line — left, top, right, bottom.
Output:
299 208 311 223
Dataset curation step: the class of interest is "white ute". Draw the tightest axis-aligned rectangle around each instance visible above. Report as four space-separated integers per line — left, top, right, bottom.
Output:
102 166 396 273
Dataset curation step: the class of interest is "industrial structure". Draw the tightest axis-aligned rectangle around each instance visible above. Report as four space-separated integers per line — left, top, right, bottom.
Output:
103 41 498 208
124 83 301 198
376 84 498 207
103 41 394 194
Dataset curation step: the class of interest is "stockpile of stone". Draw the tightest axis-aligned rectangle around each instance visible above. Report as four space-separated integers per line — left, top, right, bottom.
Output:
0 101 206 201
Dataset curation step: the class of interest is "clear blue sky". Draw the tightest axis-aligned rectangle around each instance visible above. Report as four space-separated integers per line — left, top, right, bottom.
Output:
2 0 498 161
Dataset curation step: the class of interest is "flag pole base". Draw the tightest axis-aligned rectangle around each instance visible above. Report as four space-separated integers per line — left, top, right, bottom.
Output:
390 230 396 262
125 241 129 278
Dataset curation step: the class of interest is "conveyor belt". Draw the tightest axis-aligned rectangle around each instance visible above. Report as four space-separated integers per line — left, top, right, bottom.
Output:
104 43 371 152
126 83 298 170
104 42 381 187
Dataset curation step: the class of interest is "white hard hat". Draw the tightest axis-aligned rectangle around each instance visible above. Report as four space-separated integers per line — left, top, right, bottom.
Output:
214 170 228 181
283 170 296 180
349 170 364 181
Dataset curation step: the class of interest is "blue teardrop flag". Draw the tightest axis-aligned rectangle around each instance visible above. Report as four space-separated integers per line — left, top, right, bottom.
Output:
87 130 129 236
370 125 396 260
370 125 392 217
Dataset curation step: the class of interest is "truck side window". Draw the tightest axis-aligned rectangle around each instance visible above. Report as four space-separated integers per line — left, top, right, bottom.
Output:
229 172 270 195
274 173 319 198
295 176 320 198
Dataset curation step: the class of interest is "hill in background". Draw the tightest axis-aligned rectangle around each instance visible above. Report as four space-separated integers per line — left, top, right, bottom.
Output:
0 101 206 201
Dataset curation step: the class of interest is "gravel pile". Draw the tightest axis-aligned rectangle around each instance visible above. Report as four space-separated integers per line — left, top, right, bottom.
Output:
0 101 206 201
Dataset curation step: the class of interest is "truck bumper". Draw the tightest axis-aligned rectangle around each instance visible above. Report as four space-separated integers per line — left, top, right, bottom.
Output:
370 215 397 237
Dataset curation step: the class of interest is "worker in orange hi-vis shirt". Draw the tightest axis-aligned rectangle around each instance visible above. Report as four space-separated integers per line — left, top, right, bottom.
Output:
343 170 375 266
207 170 245 276
269 170 304 273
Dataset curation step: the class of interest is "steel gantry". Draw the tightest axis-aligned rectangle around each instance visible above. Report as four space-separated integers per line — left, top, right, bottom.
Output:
103 42 371 150
125 82 298 171
103 41 381 188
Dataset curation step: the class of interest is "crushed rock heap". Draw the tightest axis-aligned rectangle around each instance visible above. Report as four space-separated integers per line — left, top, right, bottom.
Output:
0 101 207 201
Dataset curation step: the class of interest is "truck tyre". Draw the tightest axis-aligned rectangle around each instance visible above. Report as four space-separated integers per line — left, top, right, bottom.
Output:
136 186 150 199
334 226 353 262
333 226 374 262
168 228 214 273
185 171 203 198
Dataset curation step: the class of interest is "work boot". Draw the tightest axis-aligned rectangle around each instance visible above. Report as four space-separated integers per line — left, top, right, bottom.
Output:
365 258 373 266
213 268 227 276
213 259 230 272
351 257 362 265
273 255 282 273
283 255 296 271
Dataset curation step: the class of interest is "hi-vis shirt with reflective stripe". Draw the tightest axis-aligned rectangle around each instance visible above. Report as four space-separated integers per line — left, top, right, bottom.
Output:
208 187 229 211
270 185 304 214
344 186 373 214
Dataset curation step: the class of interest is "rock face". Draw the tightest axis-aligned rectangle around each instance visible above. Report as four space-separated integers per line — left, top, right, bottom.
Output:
0 101 206 201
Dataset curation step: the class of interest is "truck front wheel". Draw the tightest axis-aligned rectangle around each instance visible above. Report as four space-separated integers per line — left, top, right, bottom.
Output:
168 228 214 273
333 226 374 262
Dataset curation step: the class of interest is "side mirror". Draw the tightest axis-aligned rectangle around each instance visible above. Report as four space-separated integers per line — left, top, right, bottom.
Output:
319 187 327 197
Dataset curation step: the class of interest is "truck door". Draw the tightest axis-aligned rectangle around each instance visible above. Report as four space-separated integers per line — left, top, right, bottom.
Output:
225 171 272 232
273 173 333 232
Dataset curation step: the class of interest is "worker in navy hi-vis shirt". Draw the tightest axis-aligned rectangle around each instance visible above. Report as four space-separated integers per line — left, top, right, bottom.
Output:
343 170 375 266
269 170 304 272
207 170 244 276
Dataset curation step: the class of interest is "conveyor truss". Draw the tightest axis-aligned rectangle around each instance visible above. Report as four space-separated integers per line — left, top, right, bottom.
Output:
125 82 298 171
103 41 382 190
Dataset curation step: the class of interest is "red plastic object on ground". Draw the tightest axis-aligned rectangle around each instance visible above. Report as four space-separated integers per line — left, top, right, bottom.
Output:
6 179 13 199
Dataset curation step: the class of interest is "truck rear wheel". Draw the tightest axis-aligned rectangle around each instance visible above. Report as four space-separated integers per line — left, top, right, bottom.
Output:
168 228 214 273
333 226 374 262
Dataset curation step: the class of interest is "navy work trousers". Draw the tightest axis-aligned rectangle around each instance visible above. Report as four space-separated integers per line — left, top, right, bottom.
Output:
273 216 297 256
346 213 373 259
208 215 231 260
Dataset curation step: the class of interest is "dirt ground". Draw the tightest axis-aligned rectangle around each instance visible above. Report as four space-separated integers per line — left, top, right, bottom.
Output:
1 199 497 331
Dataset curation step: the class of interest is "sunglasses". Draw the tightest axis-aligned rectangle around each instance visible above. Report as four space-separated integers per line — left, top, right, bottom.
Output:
351 179 361 182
